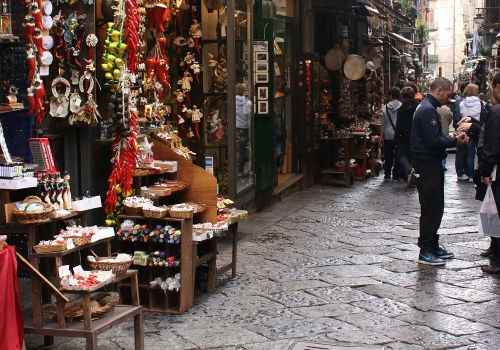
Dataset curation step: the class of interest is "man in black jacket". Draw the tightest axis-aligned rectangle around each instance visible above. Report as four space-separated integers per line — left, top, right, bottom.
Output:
395 86 419 185
411 77 469 265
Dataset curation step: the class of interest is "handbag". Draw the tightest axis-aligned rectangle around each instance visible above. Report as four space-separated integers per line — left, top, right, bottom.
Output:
473 167 487 201
478 185 500 237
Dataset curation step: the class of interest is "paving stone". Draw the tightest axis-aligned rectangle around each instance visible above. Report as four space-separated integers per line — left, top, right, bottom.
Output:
411 282 500 303
290 303 365 318
318 276 382 287
351 298 414 317
325 329 395 344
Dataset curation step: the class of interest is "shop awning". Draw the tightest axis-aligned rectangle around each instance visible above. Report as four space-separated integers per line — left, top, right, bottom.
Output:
387 31 413 45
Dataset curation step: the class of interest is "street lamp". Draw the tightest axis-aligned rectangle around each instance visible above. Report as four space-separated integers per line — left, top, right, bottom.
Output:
474 12 485 25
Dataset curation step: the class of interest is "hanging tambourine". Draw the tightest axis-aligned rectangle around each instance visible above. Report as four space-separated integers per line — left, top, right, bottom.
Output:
343 54 366 81
324 47 344 71
42 15 53 30
42 35 54 50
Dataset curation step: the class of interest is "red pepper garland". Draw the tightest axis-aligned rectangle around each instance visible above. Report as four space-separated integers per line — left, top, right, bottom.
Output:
104 89 140 215
124 0 140 77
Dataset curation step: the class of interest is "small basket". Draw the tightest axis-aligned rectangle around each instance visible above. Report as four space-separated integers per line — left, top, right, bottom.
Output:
124 205 144 216
64 235 92 246
143 207 168 218
13 196 54 225
168 208 194 219
33 242 67 253
87 256 133 276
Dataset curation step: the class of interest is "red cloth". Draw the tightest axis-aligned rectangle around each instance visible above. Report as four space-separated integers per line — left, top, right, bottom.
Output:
0 245 24 350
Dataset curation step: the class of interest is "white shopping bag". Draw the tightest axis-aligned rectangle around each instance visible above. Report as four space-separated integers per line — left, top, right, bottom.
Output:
478 186 500 237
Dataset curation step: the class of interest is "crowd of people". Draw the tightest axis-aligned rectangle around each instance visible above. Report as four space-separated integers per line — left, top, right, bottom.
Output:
380 74 500 273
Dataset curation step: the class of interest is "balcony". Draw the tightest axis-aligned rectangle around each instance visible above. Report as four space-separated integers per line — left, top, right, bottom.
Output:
428 22 438 32
428 54 439 63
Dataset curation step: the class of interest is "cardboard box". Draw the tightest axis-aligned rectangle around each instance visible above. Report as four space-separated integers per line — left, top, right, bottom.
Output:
153 160 177 172
0 177 37 190
71 196 102 212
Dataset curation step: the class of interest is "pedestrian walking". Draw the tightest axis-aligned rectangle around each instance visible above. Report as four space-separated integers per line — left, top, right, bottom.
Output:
381 87 402 182
411 77 469 265
458 83 485 181
437 105 453 171
476 73 500 273
394 86 419 185
454 82 470 181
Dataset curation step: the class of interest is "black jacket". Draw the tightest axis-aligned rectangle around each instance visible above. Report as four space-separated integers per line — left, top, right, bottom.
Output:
394 98 419 145
479 104 500 178
411 94 457 163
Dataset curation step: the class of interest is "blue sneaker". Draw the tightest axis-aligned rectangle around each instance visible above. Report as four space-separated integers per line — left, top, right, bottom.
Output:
433 247 454 259
419 250 446 265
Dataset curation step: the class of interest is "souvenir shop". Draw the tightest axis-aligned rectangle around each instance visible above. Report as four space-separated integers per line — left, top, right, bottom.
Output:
295 0 416 186
0 0 257 348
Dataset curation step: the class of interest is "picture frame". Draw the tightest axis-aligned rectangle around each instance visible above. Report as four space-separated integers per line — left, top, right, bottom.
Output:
255 73 269 83
257 86 268 100
255 62 268 73
258 101 269 114
255 52 269 62
253 40 269 52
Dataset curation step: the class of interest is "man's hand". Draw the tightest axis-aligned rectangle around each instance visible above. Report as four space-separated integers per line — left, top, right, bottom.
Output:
457 122 472 132
458 116 472 125
456 132 469 145
482 176 493 185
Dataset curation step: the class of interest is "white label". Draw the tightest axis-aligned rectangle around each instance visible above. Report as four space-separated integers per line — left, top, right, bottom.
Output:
39 65 49 76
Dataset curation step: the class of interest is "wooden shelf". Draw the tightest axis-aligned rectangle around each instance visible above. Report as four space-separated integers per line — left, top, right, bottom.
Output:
29 237 113 258
24 305 142 337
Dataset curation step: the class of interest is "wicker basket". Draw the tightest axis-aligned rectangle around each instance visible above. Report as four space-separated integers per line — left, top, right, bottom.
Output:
124 205 144 216
33 242 67 253
143 207 168 218
64 235 92 246
13 196 54 225
87 256 133 276
168 208 194 219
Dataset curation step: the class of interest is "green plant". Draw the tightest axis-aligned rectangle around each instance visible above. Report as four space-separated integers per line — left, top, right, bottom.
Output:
480 45 492 57
415 14 429 43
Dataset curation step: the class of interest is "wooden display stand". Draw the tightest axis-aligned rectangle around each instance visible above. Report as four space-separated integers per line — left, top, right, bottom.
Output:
351 132 373 181
18 253 144 350
116 216 194 314
319 137 354 188
150 134 218 223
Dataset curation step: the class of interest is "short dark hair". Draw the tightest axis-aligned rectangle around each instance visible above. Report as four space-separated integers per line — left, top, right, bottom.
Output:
460 82 469 94
430 77 453 92
396 79 406 89
492 73 500 88
402 86 415 99
403 81 419 94
387 87 400 99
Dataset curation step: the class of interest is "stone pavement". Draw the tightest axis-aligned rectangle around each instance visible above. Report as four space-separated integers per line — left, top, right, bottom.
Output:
25 154 500 350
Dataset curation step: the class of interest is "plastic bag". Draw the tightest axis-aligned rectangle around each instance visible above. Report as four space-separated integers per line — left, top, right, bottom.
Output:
478 186 500 237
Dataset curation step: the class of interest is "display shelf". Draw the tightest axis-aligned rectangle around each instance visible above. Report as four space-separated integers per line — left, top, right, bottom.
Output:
17 254 144 350
319 137 353 188
350 133 373 181
29 237 113 259
115 216 194 314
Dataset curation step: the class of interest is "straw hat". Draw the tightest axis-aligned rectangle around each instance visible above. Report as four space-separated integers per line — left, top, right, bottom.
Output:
343 55 366 80
324 47 344 71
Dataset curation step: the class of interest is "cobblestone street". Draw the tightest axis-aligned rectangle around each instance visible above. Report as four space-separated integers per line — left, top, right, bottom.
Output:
26 154 500 350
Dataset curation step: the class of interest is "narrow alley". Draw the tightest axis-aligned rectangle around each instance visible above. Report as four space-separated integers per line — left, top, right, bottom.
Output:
25 153 500 350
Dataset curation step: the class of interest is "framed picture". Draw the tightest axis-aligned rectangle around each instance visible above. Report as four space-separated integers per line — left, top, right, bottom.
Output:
253 40 269 52
255 52 269 62
255 73 269 83
257 86 268 100
255 62 268 73
258 101 269 114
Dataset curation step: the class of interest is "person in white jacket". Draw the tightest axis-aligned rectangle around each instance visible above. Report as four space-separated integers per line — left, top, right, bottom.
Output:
381 87 402 181
458 83 484 181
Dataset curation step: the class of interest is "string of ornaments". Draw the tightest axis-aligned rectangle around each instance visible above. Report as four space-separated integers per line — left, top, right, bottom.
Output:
22 0 101 125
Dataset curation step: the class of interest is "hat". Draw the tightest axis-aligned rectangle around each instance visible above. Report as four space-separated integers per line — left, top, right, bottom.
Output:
343 54 366 81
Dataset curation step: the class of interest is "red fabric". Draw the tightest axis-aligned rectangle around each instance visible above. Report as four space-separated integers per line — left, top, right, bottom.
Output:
0 245 24 350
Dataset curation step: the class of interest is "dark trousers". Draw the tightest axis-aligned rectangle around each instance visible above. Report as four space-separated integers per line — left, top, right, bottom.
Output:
412 158 445 250
384 140 400 180
236 128 248 173
396 143 412 178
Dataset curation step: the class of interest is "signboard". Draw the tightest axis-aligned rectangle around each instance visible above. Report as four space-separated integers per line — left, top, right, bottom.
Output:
273 0 286 16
